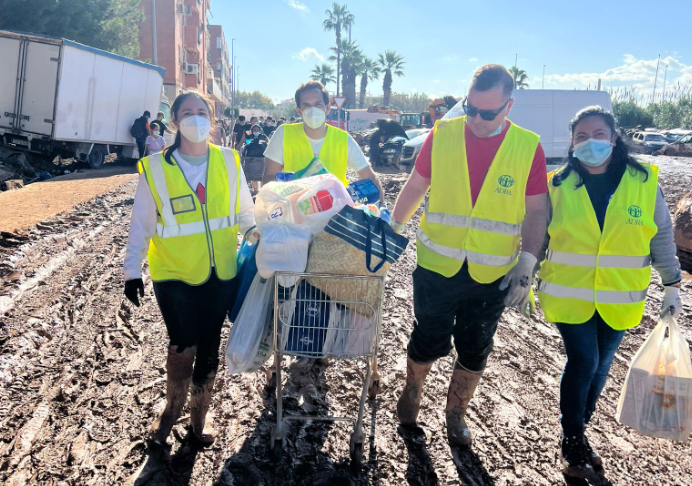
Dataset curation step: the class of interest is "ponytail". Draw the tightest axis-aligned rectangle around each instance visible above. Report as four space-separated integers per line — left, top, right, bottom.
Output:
163 131 182 165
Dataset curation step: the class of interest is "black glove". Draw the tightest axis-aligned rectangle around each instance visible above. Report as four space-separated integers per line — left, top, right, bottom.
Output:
124 279 144 307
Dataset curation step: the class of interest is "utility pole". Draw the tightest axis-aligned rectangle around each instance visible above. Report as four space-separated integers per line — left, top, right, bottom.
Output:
662 64 668 101
231 39 235 113
542 65 546 89
652 54 661 103
151 0 157 65
234 55 238 112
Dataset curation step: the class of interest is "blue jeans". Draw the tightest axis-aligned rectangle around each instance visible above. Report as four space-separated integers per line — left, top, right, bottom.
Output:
556 313 626 436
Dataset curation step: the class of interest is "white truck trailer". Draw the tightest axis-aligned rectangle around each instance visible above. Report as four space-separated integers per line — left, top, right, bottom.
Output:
398 89 614 172
0 30 166 168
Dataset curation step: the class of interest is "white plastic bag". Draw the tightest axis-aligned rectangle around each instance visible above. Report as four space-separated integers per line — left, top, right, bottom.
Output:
616 315 692 441
293 175 354 234
225 274 275 374
254 174 353 234
256 223 311 286
323 304 376 357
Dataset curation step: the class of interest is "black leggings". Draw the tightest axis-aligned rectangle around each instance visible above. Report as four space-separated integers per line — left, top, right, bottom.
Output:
153 272 236 385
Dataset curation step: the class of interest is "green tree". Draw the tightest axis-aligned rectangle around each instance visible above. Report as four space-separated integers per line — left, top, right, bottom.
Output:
322 2 354 97
329 40 361 109
647 102 683 130
356 57 380 109
0 0 143 58
234 90 275 110
376 50 405 107
310 63 336 87
509 66 529 89
613 101 654 128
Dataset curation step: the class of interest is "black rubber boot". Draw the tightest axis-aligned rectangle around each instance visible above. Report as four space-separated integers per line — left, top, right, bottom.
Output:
561 433 601 482
581 433 603 471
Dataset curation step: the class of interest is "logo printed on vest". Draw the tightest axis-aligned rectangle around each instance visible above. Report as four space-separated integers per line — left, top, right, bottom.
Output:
495 175 514 195
627 205 644 226
628 205 642 218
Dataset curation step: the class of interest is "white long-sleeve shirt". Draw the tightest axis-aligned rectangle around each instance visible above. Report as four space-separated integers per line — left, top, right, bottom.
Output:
124 150 256 281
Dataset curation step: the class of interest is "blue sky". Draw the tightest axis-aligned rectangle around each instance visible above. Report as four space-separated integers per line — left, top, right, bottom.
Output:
211 0 692 102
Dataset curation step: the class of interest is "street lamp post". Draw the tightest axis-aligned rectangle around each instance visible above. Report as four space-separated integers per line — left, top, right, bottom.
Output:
231 39 235 112
542 65 546 89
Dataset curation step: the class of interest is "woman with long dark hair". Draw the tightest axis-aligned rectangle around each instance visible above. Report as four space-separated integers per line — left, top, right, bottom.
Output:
537 106 682 481
123 91 255 448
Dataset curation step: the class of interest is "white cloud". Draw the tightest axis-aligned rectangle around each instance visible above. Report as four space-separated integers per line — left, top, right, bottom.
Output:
469 57 478 62
292 47 324 62
536 54 692 99
286 0 310 13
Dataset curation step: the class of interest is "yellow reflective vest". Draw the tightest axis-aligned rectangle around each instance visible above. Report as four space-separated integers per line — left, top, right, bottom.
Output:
417 116 540 281
283 123 349 184
538 164 659 330
138 144 241 285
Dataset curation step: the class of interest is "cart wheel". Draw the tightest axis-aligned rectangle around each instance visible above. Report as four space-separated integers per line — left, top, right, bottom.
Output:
350 440 364 465
368 377 381 400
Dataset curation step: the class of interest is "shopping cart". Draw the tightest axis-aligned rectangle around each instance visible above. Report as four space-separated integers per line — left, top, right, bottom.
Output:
270 272 385 464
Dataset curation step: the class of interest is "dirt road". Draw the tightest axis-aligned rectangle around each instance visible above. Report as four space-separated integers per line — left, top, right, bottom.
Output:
0 157 691 486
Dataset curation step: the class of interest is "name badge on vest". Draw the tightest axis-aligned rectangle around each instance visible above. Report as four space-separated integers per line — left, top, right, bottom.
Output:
170 195 196 214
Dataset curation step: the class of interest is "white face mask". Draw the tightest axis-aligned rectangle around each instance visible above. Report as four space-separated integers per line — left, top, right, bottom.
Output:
302 107 326 129
178 115 211 143
252 131 260 136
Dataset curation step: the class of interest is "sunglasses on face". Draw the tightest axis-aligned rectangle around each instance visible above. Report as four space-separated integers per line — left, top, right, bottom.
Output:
463 97 511 121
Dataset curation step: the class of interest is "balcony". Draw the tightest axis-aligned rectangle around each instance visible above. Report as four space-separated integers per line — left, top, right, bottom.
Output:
208 78 225 104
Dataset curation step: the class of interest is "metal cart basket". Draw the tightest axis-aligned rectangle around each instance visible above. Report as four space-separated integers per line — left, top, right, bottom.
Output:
270 272 385 464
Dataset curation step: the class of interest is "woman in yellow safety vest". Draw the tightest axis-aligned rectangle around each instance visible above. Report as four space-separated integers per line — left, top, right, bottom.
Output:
537 106 682 481
123 91 256 448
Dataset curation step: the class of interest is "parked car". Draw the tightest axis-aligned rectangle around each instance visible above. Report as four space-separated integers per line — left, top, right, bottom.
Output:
632 131 669 154
397 89 614 173
657 133 692 157
662 129 692 143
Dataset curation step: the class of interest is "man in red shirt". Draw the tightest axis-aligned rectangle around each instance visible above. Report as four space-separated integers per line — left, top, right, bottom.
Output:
390 64 548 448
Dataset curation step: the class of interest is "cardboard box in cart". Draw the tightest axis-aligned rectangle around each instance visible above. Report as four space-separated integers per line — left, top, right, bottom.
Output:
0 30 168 168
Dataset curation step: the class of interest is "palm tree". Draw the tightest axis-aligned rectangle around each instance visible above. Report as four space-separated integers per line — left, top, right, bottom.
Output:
356 57 380 109
310 63 336 87
323 3 354 96
377 50 405 107
329 40 361 109
509 66 529 89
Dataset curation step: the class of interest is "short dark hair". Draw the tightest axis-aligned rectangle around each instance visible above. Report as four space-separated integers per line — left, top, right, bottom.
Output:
143 110 151 117
238 115 245 121
295 81 330 107
470 64 514 98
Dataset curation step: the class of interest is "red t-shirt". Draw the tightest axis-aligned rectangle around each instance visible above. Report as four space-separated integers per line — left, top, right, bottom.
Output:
415 121 548 205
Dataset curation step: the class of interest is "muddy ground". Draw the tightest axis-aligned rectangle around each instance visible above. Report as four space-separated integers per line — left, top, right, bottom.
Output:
0 156 691 486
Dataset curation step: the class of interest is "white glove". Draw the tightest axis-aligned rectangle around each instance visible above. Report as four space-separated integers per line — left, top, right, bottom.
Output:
661 285 682 318
499 252 537 308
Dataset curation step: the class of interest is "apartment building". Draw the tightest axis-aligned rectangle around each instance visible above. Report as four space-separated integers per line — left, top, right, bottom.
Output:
138 0 226 117
208 25 232 118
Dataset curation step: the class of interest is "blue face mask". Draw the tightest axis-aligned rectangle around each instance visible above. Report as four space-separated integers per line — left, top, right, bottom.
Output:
573 138 613 167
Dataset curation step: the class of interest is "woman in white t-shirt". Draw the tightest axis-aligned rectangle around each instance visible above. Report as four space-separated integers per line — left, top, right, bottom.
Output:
144 125 165 155
124 91 255 448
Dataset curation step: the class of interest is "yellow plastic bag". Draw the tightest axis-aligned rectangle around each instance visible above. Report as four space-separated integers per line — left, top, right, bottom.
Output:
616 315 692 441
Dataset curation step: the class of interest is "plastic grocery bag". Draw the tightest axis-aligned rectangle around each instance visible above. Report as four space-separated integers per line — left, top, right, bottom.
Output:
256 223 311 287
616 315 692 441
225 274 275 374
254 180 309 228
293 156 328 179
229 229 258 323
323 304 376 357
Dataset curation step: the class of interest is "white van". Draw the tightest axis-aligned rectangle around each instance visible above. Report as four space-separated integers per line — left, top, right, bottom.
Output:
398 89 613 172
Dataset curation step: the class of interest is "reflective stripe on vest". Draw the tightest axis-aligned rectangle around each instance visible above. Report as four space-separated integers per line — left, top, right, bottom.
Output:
416 116 540 281
416 229 519 266
283 123 349 184
537 280 648 304
545 249 651 268
537 163 658 330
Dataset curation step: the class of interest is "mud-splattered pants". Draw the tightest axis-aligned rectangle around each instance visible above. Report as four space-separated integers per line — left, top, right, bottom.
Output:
153 272 236 386
407 263 508 372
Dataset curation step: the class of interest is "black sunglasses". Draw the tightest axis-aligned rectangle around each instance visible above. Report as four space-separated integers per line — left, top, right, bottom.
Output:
462 97 510 121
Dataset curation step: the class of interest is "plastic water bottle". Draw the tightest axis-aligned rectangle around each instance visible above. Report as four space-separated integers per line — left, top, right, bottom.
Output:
297 190 334 215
